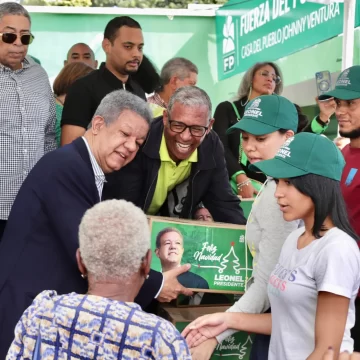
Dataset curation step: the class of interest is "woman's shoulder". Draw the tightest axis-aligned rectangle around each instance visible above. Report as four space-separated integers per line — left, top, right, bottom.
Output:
322 227 359 250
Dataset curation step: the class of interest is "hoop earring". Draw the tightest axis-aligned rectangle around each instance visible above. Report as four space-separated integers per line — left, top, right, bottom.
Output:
145 274 149 280
81 274 87 279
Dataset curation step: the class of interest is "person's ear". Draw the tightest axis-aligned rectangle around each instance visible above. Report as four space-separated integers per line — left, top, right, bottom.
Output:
91 116 106 135
94 60 98 69
169 76 179 90
64 60 68 67
102 38 111 55
163 110 169 127
141 249 152 279
154 248 160 258
76 249 87 277
207 118 215 133
285 130 295 139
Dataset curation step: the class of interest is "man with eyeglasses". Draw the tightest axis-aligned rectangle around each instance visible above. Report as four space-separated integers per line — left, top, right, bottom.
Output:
0 2 56 242
103 86 246 225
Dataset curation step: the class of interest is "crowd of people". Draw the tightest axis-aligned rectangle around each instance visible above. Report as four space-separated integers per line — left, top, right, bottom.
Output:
0 1 359 359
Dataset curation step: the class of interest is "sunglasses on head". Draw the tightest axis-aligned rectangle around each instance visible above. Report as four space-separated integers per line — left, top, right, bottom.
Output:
0 32 34 45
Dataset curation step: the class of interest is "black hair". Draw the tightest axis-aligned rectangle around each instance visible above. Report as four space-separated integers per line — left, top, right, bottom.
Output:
294 104 310 133
289 174 358 241
104 16 141 44
132 55 161 94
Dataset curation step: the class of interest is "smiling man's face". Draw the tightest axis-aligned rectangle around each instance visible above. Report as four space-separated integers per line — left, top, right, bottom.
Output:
163 102 213 163
92 109 149 174
156 231 184 267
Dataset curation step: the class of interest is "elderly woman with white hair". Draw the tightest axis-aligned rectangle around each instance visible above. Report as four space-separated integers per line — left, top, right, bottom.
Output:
6 200 191 359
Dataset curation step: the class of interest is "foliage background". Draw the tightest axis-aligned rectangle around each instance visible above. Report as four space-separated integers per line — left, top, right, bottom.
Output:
23 0 227 8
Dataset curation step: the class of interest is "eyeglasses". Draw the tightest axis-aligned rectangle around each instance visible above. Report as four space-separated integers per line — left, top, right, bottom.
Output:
259 70 281 85
169 120 208 137
0 32 34 45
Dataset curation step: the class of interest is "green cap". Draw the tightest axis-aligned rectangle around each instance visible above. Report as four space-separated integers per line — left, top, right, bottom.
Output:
226 95 298 136
319 65 360 100
249 133 345 181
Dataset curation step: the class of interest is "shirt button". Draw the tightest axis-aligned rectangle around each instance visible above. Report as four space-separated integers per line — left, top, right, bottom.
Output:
21 106 25 111
23 149 27 154
23 127 26 132
23 170 27 175
17 87 21 91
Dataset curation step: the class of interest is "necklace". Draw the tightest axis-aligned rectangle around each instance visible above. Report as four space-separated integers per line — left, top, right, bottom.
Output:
240 97 249 107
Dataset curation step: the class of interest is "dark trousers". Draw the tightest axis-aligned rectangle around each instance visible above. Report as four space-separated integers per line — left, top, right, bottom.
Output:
0 220 7 244
352 297 360 351
250 308 271 360
249 334 270 360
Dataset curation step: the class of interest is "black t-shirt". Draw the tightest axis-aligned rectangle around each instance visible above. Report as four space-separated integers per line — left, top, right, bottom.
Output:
61 62 146 130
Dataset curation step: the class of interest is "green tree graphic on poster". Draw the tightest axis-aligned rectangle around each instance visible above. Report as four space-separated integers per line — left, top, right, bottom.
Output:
149 217 253 292
219 242 241 274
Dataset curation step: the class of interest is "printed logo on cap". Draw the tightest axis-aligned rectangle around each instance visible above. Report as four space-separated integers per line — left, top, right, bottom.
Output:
336 69 351 87
276 136 294 159
244 98 262 118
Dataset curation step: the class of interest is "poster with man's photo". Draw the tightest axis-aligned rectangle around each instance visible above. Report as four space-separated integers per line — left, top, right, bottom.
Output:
149 216 253 293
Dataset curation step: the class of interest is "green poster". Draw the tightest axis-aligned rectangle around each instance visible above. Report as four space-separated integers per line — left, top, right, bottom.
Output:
212 332 255 360
160 305 255 360
149 217 253 293
216 0 360 80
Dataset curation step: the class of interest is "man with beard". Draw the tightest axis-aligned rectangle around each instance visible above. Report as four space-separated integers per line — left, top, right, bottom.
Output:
60 16 145 146
319 65 360 351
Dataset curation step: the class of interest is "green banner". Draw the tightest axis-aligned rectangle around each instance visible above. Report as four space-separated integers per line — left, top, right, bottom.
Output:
216 0 359 80
149 217 253 293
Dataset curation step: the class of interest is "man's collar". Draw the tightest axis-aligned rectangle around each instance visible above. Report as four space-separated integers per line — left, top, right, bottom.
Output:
100 62 136 90
81 137 105 179
0 57 30 71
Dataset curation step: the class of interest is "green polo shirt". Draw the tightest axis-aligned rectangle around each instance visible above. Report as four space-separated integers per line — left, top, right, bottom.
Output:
148 133 198 215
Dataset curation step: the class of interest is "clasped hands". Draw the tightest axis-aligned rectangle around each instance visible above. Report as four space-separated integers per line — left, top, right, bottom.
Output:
181 312 229 360
181 312 360 360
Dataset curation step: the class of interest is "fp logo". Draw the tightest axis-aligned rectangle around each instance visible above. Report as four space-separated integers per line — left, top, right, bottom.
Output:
223 16 235 73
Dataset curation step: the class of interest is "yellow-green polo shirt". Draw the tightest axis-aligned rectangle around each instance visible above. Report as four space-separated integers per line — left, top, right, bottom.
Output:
148 133 198 215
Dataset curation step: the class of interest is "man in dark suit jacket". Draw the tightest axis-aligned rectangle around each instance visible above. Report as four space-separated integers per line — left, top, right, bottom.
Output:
0 90 192 358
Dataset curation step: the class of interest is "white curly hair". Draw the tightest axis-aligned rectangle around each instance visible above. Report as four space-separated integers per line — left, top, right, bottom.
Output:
78 199 150 281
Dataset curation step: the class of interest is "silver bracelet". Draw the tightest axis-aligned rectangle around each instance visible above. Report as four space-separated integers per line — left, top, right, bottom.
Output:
236 179 251 190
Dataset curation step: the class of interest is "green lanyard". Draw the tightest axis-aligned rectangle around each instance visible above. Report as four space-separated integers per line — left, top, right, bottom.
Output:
229 102 248 166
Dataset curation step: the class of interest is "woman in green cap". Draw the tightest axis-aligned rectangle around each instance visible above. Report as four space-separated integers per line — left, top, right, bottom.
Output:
181 94 301 360
182 132 360 360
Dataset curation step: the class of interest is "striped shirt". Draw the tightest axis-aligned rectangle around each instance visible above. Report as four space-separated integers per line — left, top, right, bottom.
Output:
147 92 167 109
0 57 56 220
82 137 106 199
